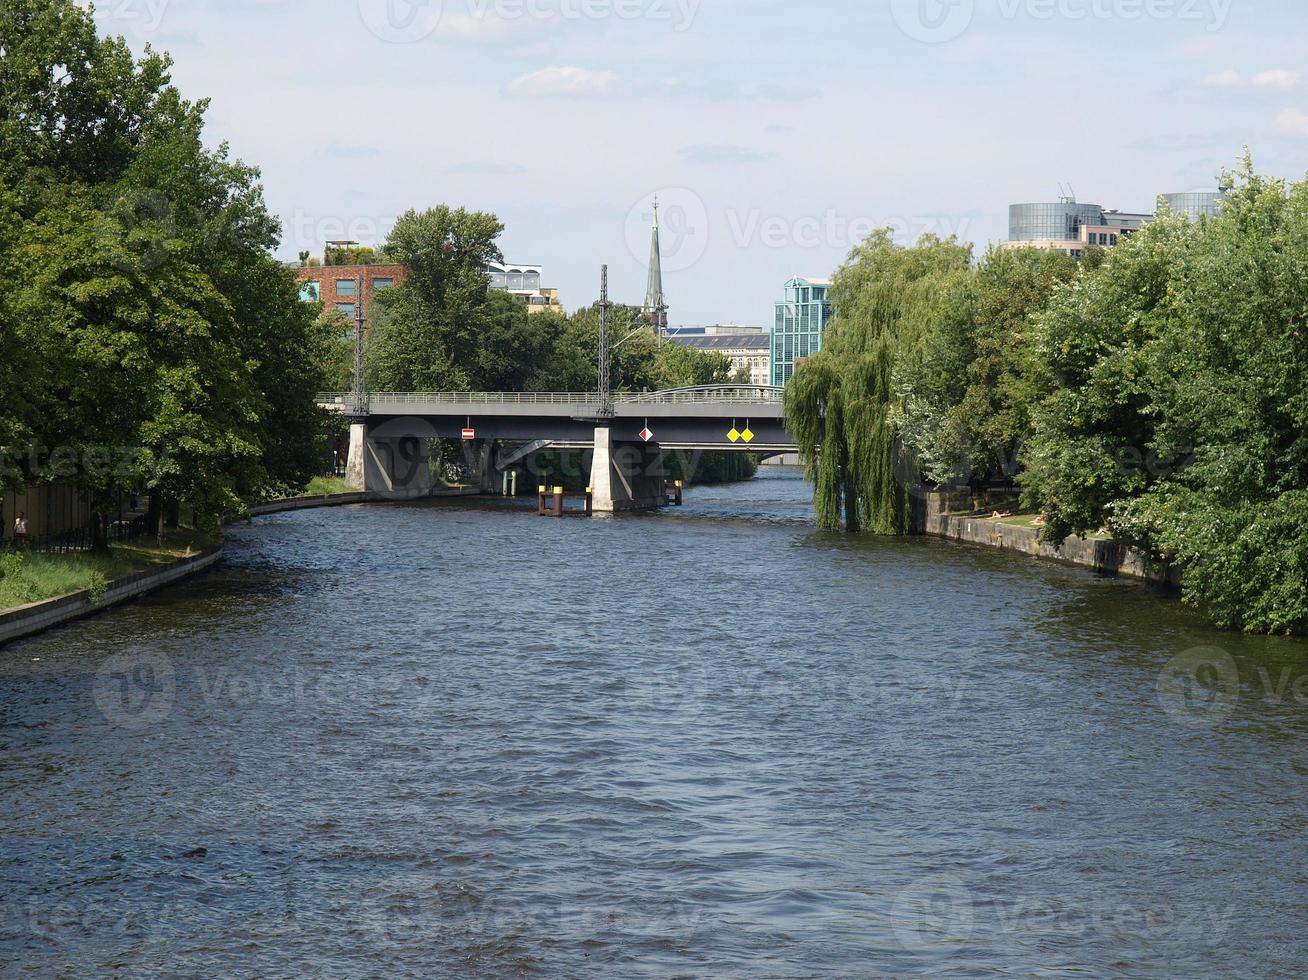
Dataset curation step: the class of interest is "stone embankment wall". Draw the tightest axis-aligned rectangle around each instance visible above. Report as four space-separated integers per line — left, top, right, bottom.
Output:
923 492 1181 585
0 546 224 648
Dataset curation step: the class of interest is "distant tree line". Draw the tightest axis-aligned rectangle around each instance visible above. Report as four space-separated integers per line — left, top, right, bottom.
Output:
0 0 336 546
787 156 1308 634
362 205 743 394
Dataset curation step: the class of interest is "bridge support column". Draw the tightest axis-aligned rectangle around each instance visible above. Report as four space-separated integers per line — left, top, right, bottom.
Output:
589 427 666 513
477 441 499 494
343 423 435 497
344 423 366 491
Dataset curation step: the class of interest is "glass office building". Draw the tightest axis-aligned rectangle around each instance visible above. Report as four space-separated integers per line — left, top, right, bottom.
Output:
772 277 833 387
1009 202 1106 242
1159 191 1225 219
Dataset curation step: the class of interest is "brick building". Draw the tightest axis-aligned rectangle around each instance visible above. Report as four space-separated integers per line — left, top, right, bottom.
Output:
294 263 408 321
293 255 563 318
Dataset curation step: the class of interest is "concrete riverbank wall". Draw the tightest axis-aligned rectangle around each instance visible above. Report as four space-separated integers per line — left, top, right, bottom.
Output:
923 492 1181 586
247 487 479 518
0 546 225 648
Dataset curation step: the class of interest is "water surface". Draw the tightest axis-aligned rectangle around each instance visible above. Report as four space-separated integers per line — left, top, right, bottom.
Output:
2 468 1306 976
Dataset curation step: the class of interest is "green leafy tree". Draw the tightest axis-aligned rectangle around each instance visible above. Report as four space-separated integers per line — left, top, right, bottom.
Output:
896 245 1081 485
786 230 973 531
1024 157 1308 632
1 0 334 540
656 343 734 389
366 206 506 391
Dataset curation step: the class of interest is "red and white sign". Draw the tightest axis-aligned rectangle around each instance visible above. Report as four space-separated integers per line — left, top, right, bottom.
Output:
639 427 654 443
462 428 476 441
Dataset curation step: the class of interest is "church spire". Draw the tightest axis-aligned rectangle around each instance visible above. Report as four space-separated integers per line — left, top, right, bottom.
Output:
643 196 669 334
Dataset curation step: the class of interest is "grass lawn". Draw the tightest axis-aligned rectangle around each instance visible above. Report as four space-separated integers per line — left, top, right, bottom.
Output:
301 475 353 497
0 528 212 613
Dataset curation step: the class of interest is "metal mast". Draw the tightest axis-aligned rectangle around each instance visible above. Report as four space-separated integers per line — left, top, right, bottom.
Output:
598 264 614 418
350 272 368 419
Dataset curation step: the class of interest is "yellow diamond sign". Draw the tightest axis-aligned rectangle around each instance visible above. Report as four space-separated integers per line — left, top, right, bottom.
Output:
727 428 741 443
741 427 755 444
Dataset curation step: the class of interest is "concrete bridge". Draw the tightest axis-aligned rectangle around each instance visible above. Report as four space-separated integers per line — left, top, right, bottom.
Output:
320 386 795 512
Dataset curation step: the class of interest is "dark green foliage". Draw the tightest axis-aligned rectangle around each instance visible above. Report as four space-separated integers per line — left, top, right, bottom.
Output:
0 0 333 534
1026 156 1308 632
796 156 1308 633
786 230 973 533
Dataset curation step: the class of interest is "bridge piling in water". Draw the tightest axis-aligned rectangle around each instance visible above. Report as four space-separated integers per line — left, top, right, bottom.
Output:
589 427 666 514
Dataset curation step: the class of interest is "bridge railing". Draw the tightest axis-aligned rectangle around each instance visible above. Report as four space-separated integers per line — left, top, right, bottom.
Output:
620 385 784 405
316 386 785 409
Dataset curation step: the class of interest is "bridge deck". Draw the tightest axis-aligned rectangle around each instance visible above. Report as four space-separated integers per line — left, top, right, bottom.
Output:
318 386 786 420
322 386 796 453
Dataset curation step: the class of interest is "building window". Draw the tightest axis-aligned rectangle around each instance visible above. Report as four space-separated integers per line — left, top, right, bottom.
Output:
299 281 320 303
372 278 394 290
337 302 356 316
336 279 357 297
1110 234 1118 246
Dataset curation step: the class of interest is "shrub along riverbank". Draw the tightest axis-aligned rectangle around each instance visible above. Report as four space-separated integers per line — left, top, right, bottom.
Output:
787 156 1308 635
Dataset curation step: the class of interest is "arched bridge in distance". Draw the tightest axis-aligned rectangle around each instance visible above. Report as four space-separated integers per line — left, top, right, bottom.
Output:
318 385 797 513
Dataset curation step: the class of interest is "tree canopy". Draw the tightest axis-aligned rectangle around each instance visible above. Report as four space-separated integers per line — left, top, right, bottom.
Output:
0 0 334 540
788 156 1308 634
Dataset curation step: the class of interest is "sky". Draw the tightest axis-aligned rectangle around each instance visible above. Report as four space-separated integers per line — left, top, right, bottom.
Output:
94 0 1308 327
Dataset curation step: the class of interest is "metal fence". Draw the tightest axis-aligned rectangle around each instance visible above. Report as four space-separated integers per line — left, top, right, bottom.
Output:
1 488 153 554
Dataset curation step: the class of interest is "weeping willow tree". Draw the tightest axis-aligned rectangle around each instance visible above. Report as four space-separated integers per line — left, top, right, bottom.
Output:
785 230 973 532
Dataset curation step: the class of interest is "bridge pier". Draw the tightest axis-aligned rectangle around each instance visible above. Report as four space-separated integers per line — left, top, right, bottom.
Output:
344 424 366 491
343 423 435 497
589 427 666 513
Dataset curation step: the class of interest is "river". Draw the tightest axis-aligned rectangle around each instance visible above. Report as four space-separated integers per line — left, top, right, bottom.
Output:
1 468 1306 976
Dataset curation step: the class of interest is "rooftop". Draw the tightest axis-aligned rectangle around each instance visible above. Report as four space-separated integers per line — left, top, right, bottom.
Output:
669 335 770 351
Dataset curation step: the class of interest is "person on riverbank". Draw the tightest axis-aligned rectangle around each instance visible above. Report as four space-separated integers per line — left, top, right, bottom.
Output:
13 513 28 548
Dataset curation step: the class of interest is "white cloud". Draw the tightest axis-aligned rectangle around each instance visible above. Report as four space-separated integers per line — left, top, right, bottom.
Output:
505 66 616 98
1202 68 1300 91
1252 69 1301 91
1273 108 1308 138
1200 69 1243 88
